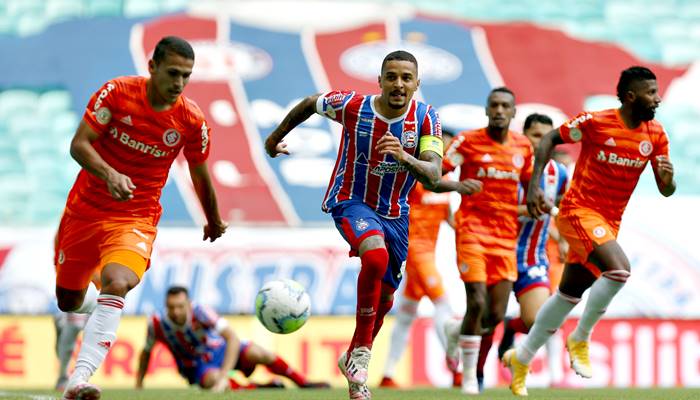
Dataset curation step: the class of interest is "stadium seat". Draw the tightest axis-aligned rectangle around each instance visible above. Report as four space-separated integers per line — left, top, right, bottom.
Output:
123 0 161 17
86 0 124 17
37 90 73 117
45 0 85 23
161 0 190 13
0 90 39 121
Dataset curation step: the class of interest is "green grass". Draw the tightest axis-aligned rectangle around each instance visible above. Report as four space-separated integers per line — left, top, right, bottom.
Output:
3 388 700 400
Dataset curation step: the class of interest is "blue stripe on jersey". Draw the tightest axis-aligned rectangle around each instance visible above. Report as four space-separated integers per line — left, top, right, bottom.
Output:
324 126 350 211
516 221 534 266
352 98 375 201
375 120 403 216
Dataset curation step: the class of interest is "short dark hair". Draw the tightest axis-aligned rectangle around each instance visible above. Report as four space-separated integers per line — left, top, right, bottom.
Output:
381 50 418 74
488 86 515 103
166 285 189 298
153 36 195 64
523 113 553 131
616 66 656 102
441 128 456 138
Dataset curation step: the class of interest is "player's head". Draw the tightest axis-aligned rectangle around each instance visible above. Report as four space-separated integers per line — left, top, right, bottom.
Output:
523 113 553 149
165 285 190 325
148 36 195 105
616 66 660 121
378 50 419 110
486 87 516 130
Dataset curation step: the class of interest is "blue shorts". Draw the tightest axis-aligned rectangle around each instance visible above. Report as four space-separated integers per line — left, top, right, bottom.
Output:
513 263 550 297
331 200 408 289
181 340 251 385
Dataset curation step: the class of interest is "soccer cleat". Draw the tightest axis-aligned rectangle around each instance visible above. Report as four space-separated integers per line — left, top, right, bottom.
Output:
502 349 529 396
566 336 592 378
497 320 516 360
461 378 480 395
62 382 101 400
379 376 399 388
338 351 371 399
444 319 461 372
340 346 371 384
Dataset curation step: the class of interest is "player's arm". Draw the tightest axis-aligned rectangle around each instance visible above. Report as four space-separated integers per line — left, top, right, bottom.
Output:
430 179 483 195
212 322 241 392
526 129 564 217
188 162 227 242
652 156 676 197
265 94 321 158
70 120 135 201
135 322 156 389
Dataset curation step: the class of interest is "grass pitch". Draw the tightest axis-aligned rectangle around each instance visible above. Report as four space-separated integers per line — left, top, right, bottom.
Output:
3 388 700 400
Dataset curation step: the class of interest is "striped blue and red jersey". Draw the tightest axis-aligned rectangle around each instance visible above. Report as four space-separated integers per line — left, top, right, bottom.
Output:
516 159 568 268
145 303 227 370
316 90 442 218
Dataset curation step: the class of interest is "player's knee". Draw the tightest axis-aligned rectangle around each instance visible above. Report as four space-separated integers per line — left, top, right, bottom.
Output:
521 313 536 328
57 297 81 312
466 294 487 315
100 277 135 297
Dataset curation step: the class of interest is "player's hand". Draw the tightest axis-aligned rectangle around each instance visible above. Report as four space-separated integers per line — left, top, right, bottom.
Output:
456 179 483 195
265 135 290 158
526 187 546 218
212 376 229 392
376 132 408 163
203 220 228 242
106 170 136 201
655 155 674 185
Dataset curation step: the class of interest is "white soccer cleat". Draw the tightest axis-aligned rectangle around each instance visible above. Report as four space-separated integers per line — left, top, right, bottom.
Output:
444 318 461 372
338 351 372 399
62 382 101 400
461 378 480 395
339 346 371 385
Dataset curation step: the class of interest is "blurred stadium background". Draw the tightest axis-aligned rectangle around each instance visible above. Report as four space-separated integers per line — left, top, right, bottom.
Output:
0 0 699 394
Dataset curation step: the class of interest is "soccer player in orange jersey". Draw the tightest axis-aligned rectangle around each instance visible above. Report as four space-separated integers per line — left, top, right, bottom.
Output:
379 130 460 388
503 66 676 396
56 36 227 400
437 87 534 394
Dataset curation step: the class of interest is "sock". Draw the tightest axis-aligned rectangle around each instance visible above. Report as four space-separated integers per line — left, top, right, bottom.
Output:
266 356 306 386
74 282 99 314
69 294 124 383
350 248 389 350
476 332 494 379
432 296 454 350
506 317 530 334
545 331 564 385
516 290 580 365
382 296 417 378
570 270 630 342
459 335 481 384
57 313 86 379
371 283 396 340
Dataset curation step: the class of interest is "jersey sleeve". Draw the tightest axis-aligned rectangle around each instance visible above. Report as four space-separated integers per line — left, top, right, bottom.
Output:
442 133 466 172
520 146 534 186
418 106 443 157
315 90 355 123
650 125 671 170
558 111 594 144
556 162 569 195
83 80 120 135
183 109 211 165
192 304 220 329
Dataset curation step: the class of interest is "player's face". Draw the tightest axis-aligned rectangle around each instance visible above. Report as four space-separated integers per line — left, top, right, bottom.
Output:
378 60 419 110
630 79 661 121
524 121 553 149
165 292 190 325
149 51 194 105
486 92 515 130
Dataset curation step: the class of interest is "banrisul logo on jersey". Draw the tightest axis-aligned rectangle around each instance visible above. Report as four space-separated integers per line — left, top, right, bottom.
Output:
596 150 645 168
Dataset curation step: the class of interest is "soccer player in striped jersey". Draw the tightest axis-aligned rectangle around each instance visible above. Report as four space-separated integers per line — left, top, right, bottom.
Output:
56 37 227 400
265 50 443 400
496 114 569 385
136 286 329 391
503 66 676 396
439 87 534 394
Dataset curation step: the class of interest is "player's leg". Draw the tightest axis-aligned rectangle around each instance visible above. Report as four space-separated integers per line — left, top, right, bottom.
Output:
54 313 88 391
240 341 328 388
475 280 512 392
381 277 420 387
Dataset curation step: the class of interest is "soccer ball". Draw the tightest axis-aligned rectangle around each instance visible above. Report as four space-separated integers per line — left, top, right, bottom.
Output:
255 279 311 334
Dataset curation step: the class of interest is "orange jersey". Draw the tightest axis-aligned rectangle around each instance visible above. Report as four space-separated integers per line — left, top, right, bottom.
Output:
408 181 451 246
558 109 670 223
443 128 533 245
65 76 211 222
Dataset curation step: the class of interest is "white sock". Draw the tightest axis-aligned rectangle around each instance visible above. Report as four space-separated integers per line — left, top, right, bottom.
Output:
571 270 629 342
545 331 564 385
69 294 124 383
74 282 99 314
57 313 87 379
432 296 453 350
383 296 417 378
516 290 580 364
459 335 481 384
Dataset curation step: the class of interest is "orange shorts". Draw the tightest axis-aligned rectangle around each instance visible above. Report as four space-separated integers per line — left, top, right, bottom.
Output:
55 212 156 290
403 247 445 302
546 239 564 292
556 208 619 278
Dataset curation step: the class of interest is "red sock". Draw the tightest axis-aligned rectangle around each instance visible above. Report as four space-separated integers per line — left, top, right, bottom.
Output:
371 283 396 340
476 331 495 377
266 356 306 386
350 248 389 351
506 317 530 334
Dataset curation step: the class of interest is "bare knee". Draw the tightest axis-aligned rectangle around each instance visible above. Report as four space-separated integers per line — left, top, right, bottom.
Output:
101 277 135 297
57 297 81 312
101 264 140 297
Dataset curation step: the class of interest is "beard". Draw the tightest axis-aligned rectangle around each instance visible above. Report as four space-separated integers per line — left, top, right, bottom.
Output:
633 100 656 121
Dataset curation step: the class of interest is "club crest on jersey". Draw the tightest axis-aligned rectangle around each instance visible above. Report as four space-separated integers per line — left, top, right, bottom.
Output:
95 107 112 125
401 130 417 148
593 226 606 238
639 140 653 156
569 128 583 142
163 129 181 147
355 218 369 231
512 153 524 168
